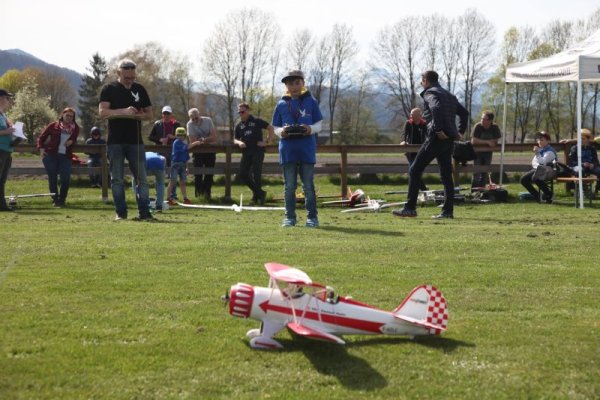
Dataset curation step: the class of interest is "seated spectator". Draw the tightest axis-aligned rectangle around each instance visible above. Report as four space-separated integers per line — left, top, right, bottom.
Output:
85 126 106 188
470 111 501 188
567 129 600 193
520 132 557 203
167 127 201 205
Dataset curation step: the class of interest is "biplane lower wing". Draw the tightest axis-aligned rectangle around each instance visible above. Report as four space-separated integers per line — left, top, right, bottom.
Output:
287 322 346 345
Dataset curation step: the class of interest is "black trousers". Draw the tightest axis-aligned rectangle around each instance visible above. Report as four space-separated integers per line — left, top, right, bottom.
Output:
193 153 216 197
405 138 455 215
239 149 265 199
406 152 428 191
520 168 552 201
0 150 12 208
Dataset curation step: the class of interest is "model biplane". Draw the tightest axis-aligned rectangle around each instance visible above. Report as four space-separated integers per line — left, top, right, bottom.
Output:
223 262 448 349
177 195 284 213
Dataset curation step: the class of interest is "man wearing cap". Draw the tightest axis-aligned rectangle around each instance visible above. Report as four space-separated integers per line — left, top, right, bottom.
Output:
149 105 181 147
85 126 106 188
272 70 323 228
99 58 153 221
0 89 17 211
567 129 600 192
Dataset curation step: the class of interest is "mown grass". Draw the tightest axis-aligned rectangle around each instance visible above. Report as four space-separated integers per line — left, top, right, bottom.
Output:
1 176 599 399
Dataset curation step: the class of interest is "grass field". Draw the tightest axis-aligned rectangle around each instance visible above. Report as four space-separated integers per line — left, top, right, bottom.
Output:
1 176 599 399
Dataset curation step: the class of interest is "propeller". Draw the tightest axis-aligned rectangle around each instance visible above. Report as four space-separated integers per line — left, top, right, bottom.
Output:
221 289 230 306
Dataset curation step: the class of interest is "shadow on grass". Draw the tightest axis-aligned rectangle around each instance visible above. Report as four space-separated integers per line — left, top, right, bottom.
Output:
290 340 387 391
347 335 474 354
318 226 405 237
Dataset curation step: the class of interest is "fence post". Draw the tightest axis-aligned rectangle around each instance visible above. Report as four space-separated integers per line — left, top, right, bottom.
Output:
224 145 232 200
340 146 348 197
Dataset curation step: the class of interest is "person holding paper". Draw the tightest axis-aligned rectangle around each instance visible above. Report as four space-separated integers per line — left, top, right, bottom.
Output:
0 89 17 211
37 107 80 207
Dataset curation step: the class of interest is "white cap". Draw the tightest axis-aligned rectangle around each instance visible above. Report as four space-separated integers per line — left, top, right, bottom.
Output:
162 105 173 114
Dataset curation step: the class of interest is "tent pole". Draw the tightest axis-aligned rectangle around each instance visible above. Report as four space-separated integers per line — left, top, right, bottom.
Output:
577 79 584 209
500 83 508 186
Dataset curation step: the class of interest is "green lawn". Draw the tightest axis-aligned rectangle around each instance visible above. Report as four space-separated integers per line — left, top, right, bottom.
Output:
1 177 599 399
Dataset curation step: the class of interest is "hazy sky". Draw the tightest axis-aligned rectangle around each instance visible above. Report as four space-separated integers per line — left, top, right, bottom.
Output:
1 0 596 74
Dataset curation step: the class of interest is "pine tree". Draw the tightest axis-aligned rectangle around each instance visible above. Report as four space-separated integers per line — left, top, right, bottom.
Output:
78 53 108 138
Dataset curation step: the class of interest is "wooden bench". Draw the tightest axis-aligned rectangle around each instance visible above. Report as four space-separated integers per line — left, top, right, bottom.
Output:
555 176 597 207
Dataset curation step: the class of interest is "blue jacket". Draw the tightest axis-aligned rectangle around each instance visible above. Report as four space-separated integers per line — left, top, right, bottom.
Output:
420 83 469 140
171 139 190 163
272 90 323 164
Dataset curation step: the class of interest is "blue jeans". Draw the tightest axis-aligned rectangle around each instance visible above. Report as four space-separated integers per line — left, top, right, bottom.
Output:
133 168 164 210
108 144 149 217
42 153 72 203
472 152 493 188
283 162 317 220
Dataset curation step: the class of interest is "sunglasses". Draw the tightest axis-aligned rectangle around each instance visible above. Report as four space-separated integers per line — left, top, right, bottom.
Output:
119 63 136 70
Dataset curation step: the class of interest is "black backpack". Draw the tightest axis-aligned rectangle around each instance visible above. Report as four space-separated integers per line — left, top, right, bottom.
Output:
452 141 477 164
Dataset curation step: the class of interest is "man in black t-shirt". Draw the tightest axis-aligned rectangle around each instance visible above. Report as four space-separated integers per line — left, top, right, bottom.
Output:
233 103 274 204
99 58 153 221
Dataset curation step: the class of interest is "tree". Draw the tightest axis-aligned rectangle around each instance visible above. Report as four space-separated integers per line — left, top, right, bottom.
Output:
7 78 55 144
439 21 461 93
327 24 357 143
372 17 422 122
287 29 314 71
0 69 29 94
78 53 108 138
307 35 331 105
230 8 280 104
457 9 496 130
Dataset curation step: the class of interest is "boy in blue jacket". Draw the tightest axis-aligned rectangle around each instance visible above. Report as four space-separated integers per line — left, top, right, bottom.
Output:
167 127 201 205
272 70 323 228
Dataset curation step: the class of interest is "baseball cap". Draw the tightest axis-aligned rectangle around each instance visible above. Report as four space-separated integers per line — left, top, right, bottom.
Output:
162 105 173 114
0 89 14 97
175 127 187 136
281 69 304 83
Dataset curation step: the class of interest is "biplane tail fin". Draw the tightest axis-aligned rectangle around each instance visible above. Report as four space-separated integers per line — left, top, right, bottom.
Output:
392 285 448 335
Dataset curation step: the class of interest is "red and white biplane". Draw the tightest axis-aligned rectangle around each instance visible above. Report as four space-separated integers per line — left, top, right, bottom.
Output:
224 262 448 349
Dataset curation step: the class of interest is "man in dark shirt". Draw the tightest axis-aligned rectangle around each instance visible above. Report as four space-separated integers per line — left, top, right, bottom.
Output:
393 70 469 219
401 108 428 191
233 103 274 205
470 111 501 188
99 58 153 221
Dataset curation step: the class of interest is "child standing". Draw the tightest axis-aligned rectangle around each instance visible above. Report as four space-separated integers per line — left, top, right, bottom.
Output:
167 127 200 205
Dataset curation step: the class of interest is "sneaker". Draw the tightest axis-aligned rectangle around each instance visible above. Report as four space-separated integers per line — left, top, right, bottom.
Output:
167 198 177 206
281 218 296 227
392 207 417 218
134 213 156 221
432 213 454 219
183 198 192 205
114 213 127 221
305 218 319 228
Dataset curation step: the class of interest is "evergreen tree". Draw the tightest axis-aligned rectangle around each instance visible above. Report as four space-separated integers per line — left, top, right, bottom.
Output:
78 53 108 138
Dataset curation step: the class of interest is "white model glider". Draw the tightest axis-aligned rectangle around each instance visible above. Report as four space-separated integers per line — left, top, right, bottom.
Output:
176 195 284 213
6 193 55 206
341 197 405 213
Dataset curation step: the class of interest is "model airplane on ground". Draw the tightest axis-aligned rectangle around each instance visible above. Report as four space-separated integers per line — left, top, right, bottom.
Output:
5 193 55 207
223 262 448 349
340 197 405 213
176 195 284 213
321 188 368 207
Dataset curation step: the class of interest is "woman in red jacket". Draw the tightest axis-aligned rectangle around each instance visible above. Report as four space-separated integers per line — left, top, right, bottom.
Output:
37 107 79 207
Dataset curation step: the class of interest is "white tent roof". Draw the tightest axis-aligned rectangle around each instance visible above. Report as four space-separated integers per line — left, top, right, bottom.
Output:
506 29 600 83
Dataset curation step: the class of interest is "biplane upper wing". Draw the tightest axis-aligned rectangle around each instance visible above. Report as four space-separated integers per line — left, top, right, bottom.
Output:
287 322 346 345
264 262 314 285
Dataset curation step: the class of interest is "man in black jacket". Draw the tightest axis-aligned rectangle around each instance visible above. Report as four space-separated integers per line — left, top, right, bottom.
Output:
393 70 469 219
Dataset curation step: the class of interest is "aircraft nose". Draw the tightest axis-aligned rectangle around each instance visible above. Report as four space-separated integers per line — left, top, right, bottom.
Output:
228 283 255 318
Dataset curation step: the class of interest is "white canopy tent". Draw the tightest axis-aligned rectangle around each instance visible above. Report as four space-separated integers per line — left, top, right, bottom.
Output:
502 29 600 208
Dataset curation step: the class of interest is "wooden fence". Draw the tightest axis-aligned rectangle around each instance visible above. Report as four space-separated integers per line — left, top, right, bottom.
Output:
11 143 571 201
